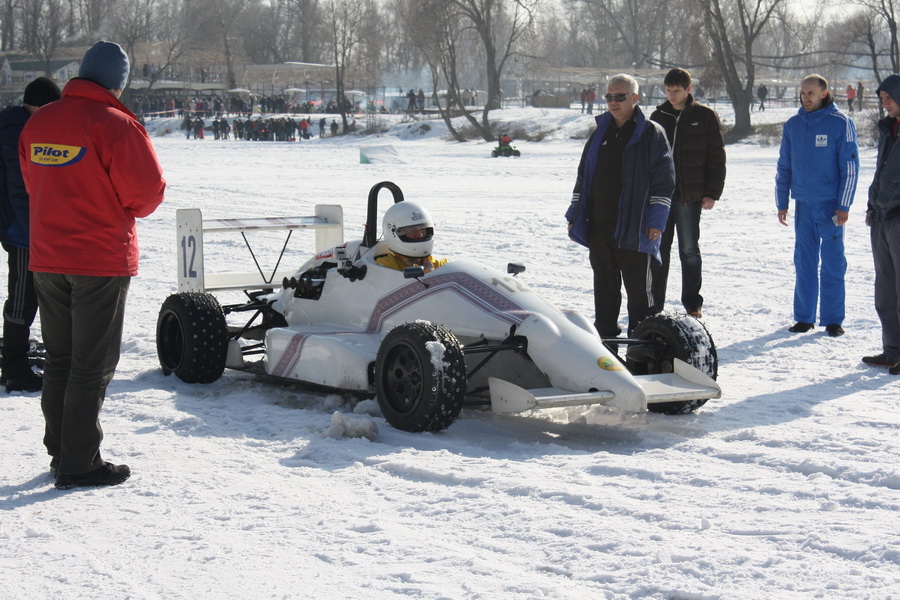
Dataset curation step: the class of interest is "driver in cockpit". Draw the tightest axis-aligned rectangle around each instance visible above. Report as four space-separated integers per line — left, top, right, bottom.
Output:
375 201 447 273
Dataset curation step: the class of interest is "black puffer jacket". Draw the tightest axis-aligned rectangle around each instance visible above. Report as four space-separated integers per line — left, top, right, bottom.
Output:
869 75 900 222
650 95 726 203
0 104 30 248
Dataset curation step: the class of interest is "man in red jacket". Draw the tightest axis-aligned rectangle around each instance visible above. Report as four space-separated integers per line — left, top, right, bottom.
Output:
19 41 166 489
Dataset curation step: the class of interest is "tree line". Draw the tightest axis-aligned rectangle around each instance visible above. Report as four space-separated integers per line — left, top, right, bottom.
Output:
4 0 899 139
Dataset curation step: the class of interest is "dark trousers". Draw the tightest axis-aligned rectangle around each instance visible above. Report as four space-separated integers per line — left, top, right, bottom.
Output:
35 272 130 476
871 217 900 361
589 236 655 337
651 200 703 313
2 243 39 378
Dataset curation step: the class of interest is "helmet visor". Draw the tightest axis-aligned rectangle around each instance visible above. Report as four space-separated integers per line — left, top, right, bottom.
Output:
396 223 433 243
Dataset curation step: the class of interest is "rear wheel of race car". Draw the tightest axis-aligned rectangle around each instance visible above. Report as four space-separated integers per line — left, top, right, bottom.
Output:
375 322 467 432
157 292 229 383
628 314 718 415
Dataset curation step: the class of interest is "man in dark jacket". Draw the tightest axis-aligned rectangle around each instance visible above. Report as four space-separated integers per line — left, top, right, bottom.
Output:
863 74 900 374
0 77 61 392
566 73 674 338
649 68 726 318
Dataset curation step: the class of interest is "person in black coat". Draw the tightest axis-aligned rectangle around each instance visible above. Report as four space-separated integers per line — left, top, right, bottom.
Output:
649 68 726 318
0 77 61 392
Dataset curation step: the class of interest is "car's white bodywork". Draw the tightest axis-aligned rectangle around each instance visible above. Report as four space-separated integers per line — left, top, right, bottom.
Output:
171 199 720 421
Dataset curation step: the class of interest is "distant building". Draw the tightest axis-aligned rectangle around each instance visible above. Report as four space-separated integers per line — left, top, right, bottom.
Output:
0 55 78 86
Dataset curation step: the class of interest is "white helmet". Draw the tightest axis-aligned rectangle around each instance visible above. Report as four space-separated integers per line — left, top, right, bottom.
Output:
382 201 435 257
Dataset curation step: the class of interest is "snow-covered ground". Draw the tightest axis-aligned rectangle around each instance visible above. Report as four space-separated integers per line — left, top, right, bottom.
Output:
1 106 898 600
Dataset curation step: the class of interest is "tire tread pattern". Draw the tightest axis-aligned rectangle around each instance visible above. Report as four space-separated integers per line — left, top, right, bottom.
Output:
157 292 229 383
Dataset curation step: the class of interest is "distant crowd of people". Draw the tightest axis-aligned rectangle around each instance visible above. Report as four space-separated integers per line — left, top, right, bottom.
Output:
134 91 358 120
181 114 341 141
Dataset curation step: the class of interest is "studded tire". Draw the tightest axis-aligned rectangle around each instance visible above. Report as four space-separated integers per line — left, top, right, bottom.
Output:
375 322 467 432
157 292 228 383
630 314 718 415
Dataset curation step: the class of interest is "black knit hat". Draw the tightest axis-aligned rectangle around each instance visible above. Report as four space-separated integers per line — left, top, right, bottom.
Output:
23 77 62 107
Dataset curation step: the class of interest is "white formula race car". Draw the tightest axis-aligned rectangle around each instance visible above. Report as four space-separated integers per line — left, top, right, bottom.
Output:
156 182 720 432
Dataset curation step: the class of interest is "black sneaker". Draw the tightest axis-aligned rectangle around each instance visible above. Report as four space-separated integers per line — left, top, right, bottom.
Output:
862 353 898 367
5 370 42 393
788 322 815 333
825 324 844 337
890 362 900 375
55 462 130 490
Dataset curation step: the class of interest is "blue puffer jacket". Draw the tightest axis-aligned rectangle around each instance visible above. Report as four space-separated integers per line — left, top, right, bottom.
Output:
0 104 30 248
775 97 859 211
566 106 674 263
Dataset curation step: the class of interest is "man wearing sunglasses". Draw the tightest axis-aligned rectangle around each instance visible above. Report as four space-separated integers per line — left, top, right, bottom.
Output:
566 74 675 339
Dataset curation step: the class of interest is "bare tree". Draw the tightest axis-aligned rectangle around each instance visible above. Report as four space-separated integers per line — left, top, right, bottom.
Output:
585 0 669 69
242 0 323 64
697 0 784 139
450 0 539 110
405 0 480 141
110 0 157 88
1 0 21 51
380 0 429 76
71 0 116 40
202 0 250 89
853 0 900 78
21 0 67 76
323 0 371 132
141 0 198 88
842 10 891 83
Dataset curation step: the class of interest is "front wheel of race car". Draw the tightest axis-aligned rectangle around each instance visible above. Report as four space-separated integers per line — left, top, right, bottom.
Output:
375 322 467 432
157 292 229 383
629 314 718 415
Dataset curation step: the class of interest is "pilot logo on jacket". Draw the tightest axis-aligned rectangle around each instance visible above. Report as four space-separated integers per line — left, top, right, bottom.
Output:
28 143 87 166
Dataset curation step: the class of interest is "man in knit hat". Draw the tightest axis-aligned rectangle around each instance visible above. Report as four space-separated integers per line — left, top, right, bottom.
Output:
19 41 165 489
0 76 61 393
863 74 900 375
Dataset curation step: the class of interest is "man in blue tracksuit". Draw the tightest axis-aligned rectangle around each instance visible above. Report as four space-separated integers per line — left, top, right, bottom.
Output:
567 73 674 338
776 74 859 336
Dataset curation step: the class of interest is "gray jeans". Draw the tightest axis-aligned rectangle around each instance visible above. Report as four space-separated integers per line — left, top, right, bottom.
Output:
34 272 130 476
871 218 900 361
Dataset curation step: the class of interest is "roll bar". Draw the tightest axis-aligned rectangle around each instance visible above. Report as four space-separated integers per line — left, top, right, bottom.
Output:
363 181 404 248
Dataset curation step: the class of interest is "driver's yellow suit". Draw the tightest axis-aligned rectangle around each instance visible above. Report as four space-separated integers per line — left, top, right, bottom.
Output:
375 252 447 273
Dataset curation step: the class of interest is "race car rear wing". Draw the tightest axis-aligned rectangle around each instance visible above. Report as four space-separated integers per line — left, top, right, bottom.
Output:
176 205 343 293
